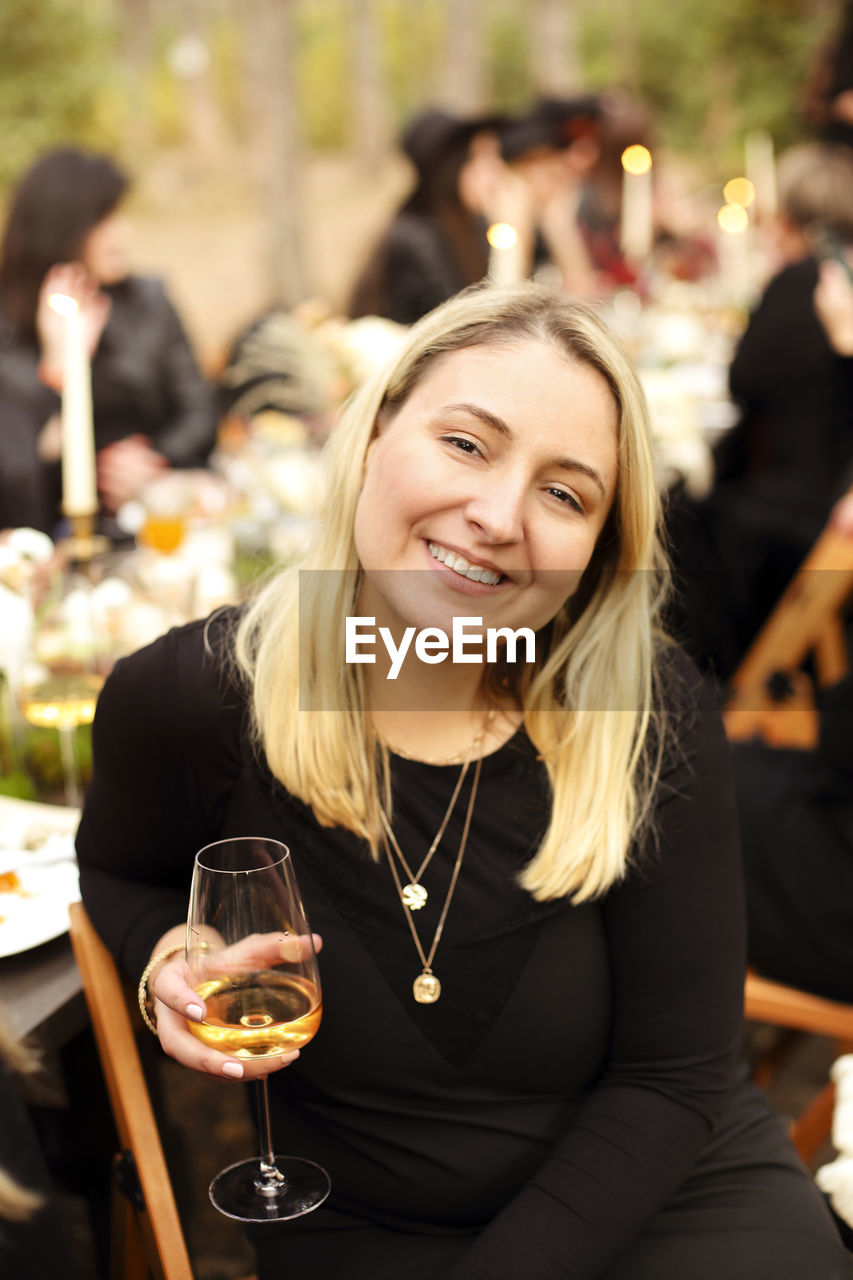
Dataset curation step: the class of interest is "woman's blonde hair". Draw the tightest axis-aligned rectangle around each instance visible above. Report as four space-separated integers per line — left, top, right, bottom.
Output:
235 282 670 901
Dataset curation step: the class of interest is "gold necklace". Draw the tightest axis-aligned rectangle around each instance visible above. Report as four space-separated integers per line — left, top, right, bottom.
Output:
381 755 482 1004
377 708 494 909
380 707 496 767
378 760 470 910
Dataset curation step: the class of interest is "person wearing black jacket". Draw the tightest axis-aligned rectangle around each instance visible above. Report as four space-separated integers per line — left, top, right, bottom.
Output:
0 148 216 533
667 143 853 680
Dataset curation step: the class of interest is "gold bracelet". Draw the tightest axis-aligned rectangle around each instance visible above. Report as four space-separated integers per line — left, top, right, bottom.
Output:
137 944 185 1036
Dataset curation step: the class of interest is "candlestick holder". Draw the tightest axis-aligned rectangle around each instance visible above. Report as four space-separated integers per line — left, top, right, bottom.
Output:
62 512 109 565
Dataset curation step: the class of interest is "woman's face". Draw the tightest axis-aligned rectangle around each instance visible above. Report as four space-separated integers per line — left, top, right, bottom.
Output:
79 210 129 285
354 338 619 642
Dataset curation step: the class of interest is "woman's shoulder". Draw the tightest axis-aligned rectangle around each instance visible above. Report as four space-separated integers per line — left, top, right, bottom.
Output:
652 640 727 770
106 275 177 324
98 606 246 739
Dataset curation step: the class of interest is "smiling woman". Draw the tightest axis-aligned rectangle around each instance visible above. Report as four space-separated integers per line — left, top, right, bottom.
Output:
76 283 852 1280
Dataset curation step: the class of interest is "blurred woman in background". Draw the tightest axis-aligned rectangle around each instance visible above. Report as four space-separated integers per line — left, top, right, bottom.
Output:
348 109 501 326
0 147 216 533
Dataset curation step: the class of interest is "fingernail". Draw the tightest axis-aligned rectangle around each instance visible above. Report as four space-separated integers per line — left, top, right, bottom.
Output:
186 1003 203 1022
222 1062 244 1079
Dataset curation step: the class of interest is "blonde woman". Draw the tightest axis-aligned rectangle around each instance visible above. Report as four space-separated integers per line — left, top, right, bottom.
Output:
77 284 850 1278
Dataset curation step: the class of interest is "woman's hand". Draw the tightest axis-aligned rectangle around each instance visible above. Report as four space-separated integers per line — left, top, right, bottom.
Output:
146 927 322 1082
36 263 111 385
97 435 168 513
830 490 853 537
814 258 853 356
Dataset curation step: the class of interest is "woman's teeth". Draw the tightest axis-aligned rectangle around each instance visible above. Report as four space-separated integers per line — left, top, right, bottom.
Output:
428 542 502 585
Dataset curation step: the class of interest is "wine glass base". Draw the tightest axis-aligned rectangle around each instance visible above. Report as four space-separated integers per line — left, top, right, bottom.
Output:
209 1156 331 1223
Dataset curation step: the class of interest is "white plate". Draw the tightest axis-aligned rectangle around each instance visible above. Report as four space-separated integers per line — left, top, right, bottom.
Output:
0 798 80 958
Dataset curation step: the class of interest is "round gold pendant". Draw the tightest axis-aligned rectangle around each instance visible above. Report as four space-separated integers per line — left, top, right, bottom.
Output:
402 883 428 911
413 971 441 1003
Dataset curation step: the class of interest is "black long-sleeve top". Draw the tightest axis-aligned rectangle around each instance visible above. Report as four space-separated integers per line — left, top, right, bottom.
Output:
722 256 853 531
76 611 748 1278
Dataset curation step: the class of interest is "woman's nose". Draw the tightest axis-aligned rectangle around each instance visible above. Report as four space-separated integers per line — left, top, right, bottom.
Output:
464 474 526 544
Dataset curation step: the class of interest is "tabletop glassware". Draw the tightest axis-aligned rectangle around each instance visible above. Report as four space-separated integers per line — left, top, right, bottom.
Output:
186 837 330 1221
19 566 106 806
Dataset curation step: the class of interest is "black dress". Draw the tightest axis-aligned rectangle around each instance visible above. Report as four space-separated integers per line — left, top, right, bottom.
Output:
75 612 851 1279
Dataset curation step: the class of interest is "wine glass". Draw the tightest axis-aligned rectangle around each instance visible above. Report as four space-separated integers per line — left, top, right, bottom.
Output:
186 837 330 1222
19 566 106 806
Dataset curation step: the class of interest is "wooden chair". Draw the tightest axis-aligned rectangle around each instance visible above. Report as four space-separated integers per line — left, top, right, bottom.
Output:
722 502 853 1162
69 901 194 1280
744 972 853 1163
724 505 853 748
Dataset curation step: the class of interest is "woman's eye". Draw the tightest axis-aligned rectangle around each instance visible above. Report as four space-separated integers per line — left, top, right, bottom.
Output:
547 487 584 514
443 435 481 456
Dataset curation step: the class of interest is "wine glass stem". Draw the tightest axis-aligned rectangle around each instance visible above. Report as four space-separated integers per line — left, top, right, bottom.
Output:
57 726 81 807
255 1077 287 1197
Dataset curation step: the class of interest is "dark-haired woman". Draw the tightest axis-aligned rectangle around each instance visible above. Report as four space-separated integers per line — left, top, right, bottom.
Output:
348 110 499 327
0 147 216 533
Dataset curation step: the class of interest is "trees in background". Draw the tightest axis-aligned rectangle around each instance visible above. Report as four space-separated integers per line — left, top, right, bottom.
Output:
0 0 839 305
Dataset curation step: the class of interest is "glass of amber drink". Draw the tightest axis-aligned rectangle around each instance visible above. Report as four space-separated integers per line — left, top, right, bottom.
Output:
186 837 330 1221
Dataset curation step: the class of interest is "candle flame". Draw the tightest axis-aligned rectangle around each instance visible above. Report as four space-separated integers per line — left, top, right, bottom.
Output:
717 203 749 234
487 222 518 250
723 177 755 208
48 293 79 317
621 145 652 176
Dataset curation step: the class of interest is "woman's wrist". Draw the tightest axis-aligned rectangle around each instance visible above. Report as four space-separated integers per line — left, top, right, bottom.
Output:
137 924 189 1035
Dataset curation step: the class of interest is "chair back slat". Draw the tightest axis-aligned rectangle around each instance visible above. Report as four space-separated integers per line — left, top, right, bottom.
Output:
69 902 194 1280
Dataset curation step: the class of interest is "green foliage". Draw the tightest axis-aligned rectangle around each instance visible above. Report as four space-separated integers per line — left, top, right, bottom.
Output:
486 5 535 110
381 0 446 123
210 12 248 143
582 0 835 169
142 19 189 149
0 0 119 188
19 725 92 803
298 0 351 149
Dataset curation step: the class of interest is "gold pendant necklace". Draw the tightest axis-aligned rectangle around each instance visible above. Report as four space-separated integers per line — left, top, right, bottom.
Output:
378 760 469 911
381 755 482 1004
378 710 493 911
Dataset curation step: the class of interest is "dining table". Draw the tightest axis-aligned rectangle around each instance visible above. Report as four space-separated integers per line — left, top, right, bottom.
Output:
0 796 84 1058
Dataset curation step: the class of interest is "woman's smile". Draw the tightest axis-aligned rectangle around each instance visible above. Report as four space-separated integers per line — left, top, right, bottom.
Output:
426 539 507 588
353 337 619 642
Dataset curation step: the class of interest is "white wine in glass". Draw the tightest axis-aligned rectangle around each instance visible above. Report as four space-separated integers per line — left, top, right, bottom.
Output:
186 837 330 1222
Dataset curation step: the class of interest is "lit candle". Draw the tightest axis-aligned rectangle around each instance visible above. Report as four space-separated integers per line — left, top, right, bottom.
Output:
620 145 654 265
744 128 777 222
49 293 97 518
487 221 524 286
716 203 750 304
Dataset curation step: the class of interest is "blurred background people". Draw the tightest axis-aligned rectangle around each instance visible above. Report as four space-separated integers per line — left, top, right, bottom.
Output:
0 147 217 534
731 235 853 1005
495 94 604 296
348 109 499 325
734 662 853 1004
805 0 853 151
667 142 853 680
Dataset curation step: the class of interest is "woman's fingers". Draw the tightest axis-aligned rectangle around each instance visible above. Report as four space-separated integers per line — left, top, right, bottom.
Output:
150 956 302 1081
152 954 208 1022
155 1001 300 1081
191 931 323 977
